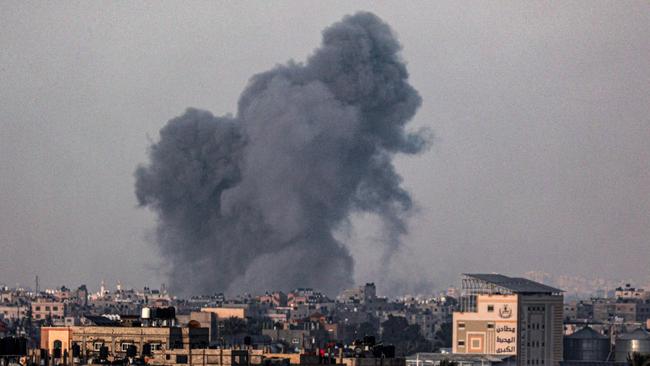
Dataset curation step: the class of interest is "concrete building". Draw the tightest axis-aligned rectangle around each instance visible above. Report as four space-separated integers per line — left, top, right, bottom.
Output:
31 299 66 321
593 300 650 323
0 305 28 321
149 349 404 366
614 285 650 301
453 274 564 366
40 324 209 360
201 307 247 320
338 284 377 304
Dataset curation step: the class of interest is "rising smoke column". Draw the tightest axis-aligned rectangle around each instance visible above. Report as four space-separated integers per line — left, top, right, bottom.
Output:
135 12 428 295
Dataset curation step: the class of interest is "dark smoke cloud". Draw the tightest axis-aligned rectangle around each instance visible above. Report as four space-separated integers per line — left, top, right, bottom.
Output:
135 12 429 296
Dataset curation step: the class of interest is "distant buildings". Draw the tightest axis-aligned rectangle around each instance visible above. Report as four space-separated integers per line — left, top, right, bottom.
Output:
2 271 650 366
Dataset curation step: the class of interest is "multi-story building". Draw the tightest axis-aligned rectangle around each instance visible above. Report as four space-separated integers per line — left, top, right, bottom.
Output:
592 299 650 323
453 274 564 366
615 285 650 301
338 284 377 304
31 298 66 321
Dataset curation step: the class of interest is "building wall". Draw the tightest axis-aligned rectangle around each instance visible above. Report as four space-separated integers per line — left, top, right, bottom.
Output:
517 294 564 366
40 327 73 356
32 300 66 321
188 311 218 342
40 326 209 360
201 308 246 319
0 305 28 321
453 294 518 356
149 349 264 366
453 293 564 366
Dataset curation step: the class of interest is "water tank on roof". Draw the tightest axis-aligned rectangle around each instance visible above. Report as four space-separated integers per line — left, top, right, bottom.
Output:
564 326 610 361
141 307 151 319
615 328 650 362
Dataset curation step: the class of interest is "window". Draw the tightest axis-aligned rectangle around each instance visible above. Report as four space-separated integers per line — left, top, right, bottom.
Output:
458 322 465 329
457 340 465 347
36 306 41 311
121 343 133 352
487 323 495 329
150 343 162 351
45 306 50 311
93 343 103 351
176 355 188 364
487 305 494 312
53 306 59 311
471 339 480 349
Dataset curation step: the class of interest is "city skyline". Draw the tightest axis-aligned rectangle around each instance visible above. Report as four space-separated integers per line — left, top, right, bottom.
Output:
3 271 650 302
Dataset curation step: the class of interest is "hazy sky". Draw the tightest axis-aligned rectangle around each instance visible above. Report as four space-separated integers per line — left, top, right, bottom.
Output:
2 1 649 295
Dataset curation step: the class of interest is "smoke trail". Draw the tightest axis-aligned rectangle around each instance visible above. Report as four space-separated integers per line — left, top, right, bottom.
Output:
135 12 429 295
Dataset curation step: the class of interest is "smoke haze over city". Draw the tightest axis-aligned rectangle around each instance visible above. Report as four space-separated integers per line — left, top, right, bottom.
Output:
1 2 650 295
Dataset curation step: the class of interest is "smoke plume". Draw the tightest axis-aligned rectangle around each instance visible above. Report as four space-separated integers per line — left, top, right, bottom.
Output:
135 12 428 295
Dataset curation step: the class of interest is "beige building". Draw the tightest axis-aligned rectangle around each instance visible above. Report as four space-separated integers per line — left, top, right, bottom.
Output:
32 299 66 321
201 307 246 319
453 274 563 366
0 304 28 321
41 325 209 360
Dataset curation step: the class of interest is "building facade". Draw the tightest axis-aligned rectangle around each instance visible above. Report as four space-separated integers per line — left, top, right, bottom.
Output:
41 325 209 360
453 274 564 366
32 299 66 321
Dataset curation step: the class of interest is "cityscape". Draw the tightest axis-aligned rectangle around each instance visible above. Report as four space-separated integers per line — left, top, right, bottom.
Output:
2 3 650 366
1 274 650 366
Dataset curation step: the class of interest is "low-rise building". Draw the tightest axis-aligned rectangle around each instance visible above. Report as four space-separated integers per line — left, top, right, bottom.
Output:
40 324 209 360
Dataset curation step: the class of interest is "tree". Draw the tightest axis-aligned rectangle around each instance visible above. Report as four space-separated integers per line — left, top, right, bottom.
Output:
381 315 431 356
356 322 378 339
220 317 247 336
433 322 452 350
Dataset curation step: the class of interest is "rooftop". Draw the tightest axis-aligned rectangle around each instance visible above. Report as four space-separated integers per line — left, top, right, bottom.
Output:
463 273 563 294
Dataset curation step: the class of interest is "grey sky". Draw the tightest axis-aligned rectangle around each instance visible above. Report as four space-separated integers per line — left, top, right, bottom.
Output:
1 1 649 295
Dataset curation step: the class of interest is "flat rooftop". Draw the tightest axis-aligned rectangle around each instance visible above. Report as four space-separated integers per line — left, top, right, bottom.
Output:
464 273 563 294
